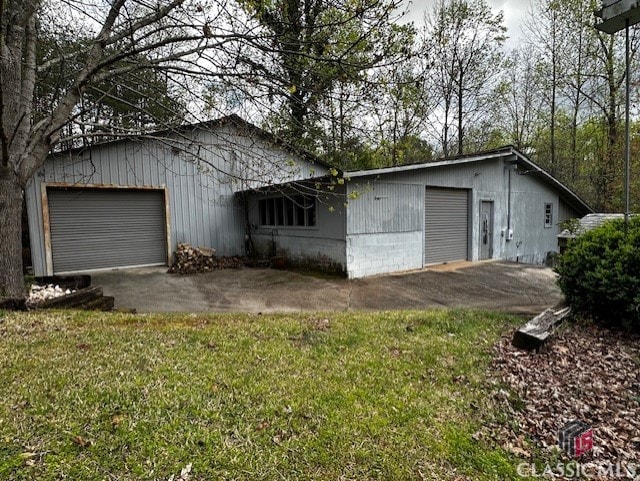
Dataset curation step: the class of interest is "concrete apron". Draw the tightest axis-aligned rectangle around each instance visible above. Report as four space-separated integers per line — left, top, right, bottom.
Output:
90 260 562 315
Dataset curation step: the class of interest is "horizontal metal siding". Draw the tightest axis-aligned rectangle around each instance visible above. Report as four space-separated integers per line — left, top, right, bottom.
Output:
424 188 469 264
48 188 167 272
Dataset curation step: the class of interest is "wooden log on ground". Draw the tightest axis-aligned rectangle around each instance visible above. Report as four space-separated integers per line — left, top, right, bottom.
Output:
512 305 571 351
0 297 27 311
37 286 103 309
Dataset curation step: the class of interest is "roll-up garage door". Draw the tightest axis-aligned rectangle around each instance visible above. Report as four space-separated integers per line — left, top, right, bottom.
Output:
47 188 167 273
424 187 469 265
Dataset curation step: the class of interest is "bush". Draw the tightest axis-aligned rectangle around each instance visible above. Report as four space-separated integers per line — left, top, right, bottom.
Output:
555 216 640 331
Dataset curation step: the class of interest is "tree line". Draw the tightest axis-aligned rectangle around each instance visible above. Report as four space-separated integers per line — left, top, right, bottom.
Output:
306 0 640 216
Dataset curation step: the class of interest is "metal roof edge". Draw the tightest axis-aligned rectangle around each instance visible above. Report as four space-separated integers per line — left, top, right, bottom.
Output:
508 148 594 216
344 145 593 216
345 148 512 178
48 115 336 172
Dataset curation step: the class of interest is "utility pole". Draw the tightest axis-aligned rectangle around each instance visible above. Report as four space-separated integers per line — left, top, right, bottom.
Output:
595 0 640 226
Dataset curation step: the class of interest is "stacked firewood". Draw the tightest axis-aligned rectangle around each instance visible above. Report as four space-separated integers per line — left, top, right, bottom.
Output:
168 243 246 274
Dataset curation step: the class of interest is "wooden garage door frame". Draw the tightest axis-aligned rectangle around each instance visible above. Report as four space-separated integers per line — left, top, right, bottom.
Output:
424 186 470 266
42 183 172 275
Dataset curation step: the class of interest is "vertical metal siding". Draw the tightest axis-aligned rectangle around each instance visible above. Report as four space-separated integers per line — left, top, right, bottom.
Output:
48 188 167 272
558 199 577 225
347 183 422 235
27 125 327 275
424 188 469 264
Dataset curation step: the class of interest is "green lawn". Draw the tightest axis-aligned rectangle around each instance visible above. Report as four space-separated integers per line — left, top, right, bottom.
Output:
0 309 524 480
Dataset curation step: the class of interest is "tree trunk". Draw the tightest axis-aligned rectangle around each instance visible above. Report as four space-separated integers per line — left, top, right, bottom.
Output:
443 95 450 158
457 69 464 156
550 49 557 176
570 23 584 184
0 167 25 298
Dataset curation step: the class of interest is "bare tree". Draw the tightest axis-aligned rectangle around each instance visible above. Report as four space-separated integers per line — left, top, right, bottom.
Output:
422 0 506 157
494 46 544 151
524 0 567 176
524 0 640 210
560 0 593 182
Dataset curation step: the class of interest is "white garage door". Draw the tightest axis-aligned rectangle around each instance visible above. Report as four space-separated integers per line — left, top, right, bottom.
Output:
47 188 167 273
424 187 469 265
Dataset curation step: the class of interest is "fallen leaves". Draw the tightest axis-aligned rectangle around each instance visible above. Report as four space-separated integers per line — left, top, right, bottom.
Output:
488 323 640 475
71 434 93 448
168 463 192 481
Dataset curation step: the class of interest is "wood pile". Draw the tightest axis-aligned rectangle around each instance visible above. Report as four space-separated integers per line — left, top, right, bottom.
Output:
168 243 246 274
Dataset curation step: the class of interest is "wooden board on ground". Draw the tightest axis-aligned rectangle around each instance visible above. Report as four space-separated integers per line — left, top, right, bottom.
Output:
512 305 571 351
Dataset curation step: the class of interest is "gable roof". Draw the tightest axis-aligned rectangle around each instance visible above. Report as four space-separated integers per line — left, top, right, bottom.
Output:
346 145 593 217
50 114 333 170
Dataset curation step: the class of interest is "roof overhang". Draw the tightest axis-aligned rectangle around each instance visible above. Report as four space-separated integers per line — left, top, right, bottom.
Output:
595 0 640 34
346 150 510 178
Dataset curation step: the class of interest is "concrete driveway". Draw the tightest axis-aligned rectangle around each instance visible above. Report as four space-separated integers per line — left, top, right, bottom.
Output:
91 261 562 315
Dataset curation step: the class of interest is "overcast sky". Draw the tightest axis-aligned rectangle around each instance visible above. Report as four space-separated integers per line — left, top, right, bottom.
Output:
403 0 531 49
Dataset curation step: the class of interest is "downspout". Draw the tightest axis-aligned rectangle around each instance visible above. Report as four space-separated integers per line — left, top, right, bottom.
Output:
504 161 517 244
507 166 512 233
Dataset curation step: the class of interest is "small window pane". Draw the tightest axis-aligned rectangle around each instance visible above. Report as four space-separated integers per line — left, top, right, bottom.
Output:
294 196 305 226
307 207 316 227
275 197 284 225
285 198 294 226
259 199 267 225
544 203 553 228
266 198 275 225
306 197 316 226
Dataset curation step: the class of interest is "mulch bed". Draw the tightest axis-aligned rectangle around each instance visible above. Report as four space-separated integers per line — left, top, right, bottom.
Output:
487 323 640 477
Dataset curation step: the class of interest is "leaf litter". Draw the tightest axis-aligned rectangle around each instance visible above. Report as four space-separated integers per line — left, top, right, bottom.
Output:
486 323 640 478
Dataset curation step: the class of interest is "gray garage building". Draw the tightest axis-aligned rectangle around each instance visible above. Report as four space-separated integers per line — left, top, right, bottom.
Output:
25 117 592 278
247 146 593 278
25 116 329 276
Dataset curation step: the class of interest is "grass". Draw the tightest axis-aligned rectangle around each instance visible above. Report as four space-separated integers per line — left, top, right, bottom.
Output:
0 309 524 480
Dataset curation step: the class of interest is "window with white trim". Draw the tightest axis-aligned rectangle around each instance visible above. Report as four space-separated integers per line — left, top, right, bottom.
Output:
544 202 553 228
259 195 316 227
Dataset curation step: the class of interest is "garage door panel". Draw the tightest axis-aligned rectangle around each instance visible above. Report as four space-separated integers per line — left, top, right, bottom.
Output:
424 188 469 265
48 188 167 273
